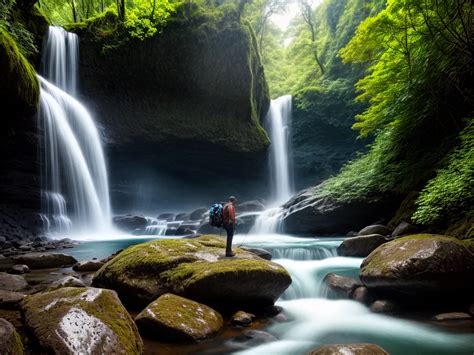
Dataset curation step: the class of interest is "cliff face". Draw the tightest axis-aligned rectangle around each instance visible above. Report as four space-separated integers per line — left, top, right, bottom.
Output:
0 28 43 238
73 5 271 210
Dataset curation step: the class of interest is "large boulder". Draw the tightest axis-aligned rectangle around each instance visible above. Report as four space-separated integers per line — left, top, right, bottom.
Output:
135 293 222 342
360 234 474 300
309 343 389 355
0 272 28 292
337 234 389 257
0 318 24 354
12 253 77 269
93 235 291 308
21 287 143 354
282 187 400 235
189 208 208 221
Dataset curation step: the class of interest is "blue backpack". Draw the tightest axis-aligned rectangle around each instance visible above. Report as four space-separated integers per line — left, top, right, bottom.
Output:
209 203 224 227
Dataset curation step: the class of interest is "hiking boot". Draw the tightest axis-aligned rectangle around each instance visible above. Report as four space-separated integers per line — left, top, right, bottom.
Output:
225 252 236 257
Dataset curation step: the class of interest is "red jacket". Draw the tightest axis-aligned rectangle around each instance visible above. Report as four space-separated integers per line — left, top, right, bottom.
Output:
223 203 236 225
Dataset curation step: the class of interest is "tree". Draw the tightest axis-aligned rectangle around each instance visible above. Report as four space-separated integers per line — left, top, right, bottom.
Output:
297 0 324 75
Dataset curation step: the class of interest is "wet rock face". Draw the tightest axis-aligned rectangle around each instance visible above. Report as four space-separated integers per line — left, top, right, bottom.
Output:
360 234 474 300
12 253 77 269
135 293 223 343
282 187 400 235
309 343 389 355
230 311 255 327
0 318 24 354
93 235 292 308
337 234 389 257
323 273 360 299
21 287 143 354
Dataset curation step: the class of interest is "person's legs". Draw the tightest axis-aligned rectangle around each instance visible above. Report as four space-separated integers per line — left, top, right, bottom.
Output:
225 224 234 256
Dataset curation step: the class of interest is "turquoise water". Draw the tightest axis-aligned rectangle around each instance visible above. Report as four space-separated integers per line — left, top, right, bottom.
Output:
61 234 474 354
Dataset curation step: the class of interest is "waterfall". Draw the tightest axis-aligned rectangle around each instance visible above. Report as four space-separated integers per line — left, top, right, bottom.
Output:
41 26 79 95
250 95 293 234
267 95 293 205
38 26 111 234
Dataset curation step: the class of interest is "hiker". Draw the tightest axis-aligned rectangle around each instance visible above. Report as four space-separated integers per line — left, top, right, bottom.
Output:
223 196 237 257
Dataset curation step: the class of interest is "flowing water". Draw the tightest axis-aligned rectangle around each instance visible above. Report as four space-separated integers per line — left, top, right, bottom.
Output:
252 95 293 234
39 26 111 235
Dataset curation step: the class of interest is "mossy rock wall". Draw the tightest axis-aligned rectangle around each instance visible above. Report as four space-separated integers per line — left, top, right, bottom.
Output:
0 29 42 239
73 5 271 209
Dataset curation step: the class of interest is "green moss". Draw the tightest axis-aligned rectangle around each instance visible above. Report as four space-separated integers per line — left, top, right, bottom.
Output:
94 235 291 307
135 293 222 342
361 234 472 275
0 28 39 109
21 287 143 354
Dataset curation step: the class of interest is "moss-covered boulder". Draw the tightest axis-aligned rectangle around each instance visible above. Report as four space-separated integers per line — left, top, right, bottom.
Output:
360 234 474 299
21 287 143 354
0 317 24 354
135 293 222 343
93 235 291 308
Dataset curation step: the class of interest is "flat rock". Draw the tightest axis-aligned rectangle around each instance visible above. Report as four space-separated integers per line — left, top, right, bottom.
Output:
72 260 104 272
309 343 389 355
0 272 28 292
230 311 255 326
49 276 86 290
21 287 143 354
432 312 472 321
135 293 223 343
0 290 26 307
12 253 77 269
323 273 360 298
93 235 291 308
240 247 272 260
0 318 24 354
360 234 474 299
358 224 390 236
337 234 388 257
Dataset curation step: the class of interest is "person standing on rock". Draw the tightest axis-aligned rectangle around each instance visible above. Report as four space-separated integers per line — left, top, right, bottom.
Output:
223 196 237 257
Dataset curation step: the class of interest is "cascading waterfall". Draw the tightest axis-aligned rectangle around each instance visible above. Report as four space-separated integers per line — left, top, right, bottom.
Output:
267 95 293 204
251 95 293 234
39 26 111 234
41 26 78 95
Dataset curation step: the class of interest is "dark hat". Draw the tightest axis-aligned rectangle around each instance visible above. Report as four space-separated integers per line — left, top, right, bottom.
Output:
228 196 237 202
